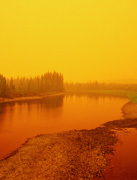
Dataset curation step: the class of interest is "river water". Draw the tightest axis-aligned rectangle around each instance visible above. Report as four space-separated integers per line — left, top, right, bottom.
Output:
102 128 137 180
0 94 128 160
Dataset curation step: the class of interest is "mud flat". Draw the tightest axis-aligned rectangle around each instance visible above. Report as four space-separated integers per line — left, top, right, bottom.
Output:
1 101 137 179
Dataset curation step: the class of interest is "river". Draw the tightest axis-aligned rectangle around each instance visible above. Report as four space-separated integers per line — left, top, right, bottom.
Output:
0 94 128 160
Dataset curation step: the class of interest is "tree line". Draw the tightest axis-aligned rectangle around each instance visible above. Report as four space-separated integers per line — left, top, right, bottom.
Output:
1 73 137 98
65 81 137 92
0 72 64 98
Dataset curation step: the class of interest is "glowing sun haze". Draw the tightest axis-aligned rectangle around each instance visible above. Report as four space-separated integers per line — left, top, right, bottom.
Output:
0 0 137 82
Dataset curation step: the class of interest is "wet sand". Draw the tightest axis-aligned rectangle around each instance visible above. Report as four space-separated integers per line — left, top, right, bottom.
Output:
0 101 137 179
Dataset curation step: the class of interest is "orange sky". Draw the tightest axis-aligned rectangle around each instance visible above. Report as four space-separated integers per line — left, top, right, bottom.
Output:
0 0 137 82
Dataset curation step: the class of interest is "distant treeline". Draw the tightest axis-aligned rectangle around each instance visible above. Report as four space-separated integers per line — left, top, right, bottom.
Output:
65 81 137 92
1 73 137 98
0 72 64 97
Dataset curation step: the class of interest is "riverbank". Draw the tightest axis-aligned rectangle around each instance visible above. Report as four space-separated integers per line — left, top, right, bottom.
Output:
0 99 137 179
0 90 135 104
0 92 64 104
1 118 137 180
0 126 117 180
122 101 137 119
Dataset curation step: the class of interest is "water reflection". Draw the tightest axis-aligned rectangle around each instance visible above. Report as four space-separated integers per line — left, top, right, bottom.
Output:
0 96 64 160
0 104 6 128
0 95 128 160
14 96 64 120
0 103 15 131
16 96 64 109
66 93 127 99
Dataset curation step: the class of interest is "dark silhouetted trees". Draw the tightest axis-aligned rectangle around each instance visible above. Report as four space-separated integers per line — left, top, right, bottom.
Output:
0 72 64 98
2 72 137 98
0 74 7 97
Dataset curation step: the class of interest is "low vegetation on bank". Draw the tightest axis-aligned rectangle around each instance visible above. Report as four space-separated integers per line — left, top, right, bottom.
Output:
64 82 137 101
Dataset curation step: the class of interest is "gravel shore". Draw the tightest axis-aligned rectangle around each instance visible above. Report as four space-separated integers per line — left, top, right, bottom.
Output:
0 101 137 180
0 127 117 180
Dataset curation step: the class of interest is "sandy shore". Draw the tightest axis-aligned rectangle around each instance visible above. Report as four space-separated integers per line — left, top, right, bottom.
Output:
0 93 64 104
122 101 137 119
0 101 137 179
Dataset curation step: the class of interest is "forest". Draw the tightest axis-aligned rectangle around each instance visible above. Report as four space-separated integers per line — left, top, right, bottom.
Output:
0 72 64 97
1 72 137 98
64 81 137 94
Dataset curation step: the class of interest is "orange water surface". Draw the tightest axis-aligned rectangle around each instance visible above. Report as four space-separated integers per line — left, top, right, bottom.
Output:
0 95 128 160
103 129 137 180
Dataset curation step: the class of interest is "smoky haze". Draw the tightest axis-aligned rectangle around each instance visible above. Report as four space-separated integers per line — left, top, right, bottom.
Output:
0 0 137 82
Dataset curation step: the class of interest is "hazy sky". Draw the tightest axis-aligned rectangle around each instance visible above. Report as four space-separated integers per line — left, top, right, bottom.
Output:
0 0 137 82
